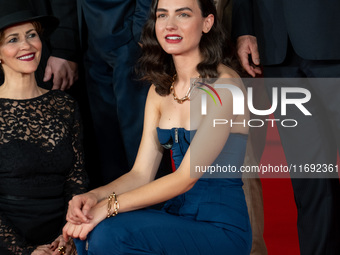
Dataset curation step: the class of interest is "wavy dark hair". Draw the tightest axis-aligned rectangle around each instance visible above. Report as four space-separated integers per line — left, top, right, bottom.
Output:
138 0 238 96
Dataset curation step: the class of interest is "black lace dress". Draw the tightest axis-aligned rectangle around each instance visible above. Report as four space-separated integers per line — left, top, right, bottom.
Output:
0 90 88 255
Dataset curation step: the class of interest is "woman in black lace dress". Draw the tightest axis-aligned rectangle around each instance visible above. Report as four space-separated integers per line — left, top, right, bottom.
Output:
0 1 88 254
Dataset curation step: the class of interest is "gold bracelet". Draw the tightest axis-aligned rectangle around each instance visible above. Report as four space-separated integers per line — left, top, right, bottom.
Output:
107 192 120 218
107 193 114 218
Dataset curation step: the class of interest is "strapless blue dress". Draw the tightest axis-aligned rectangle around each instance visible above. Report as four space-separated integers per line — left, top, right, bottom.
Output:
75 128 252 255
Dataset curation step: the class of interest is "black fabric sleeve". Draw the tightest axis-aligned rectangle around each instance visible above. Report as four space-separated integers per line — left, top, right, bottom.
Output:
133 0 153 43
48 0 80 62
231 0 255 40
63 101 88 205
29 0 80 62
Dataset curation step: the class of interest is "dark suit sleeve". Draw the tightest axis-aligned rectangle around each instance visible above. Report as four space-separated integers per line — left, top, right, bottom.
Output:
48 0 80 62
132 0 152 43
231 0 254 40
29 0 80 62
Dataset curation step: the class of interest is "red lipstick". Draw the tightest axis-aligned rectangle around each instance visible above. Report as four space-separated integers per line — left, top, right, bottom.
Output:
165 34 183 43
17 53 35 61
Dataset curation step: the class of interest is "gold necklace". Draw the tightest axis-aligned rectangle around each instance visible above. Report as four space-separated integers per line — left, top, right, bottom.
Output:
170 74 200 104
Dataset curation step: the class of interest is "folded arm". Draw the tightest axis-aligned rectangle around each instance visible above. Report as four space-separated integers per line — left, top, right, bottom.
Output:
64 74 249 240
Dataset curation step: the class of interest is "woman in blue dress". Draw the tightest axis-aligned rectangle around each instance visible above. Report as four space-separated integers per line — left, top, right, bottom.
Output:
63 0 252 254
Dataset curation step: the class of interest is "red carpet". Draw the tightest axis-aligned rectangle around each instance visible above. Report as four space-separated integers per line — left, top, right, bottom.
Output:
260 122 300 255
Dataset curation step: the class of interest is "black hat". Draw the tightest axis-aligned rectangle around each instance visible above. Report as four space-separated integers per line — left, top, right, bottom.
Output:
0 0 59 35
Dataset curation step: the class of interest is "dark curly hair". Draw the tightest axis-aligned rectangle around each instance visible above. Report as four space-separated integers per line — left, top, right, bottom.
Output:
138 0 238 96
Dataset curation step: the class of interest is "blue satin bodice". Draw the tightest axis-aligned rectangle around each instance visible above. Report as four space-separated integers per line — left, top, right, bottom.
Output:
156 128 251 236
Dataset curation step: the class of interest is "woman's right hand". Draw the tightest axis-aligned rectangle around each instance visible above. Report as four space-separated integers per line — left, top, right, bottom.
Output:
63 199 107 241
31 244 53 255
66 192 98 224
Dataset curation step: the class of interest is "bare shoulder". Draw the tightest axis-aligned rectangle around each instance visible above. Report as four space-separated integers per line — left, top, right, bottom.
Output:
147 84 163 102
145 84 164 111
217 64 240 79
213 64 245 91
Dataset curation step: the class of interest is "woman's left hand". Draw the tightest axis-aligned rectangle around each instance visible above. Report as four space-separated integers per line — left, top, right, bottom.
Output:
63 200 107 241
31 245 53 255
50 235 76 255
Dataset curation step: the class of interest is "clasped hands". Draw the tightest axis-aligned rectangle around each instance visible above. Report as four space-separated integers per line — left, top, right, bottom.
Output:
62 192 105 242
